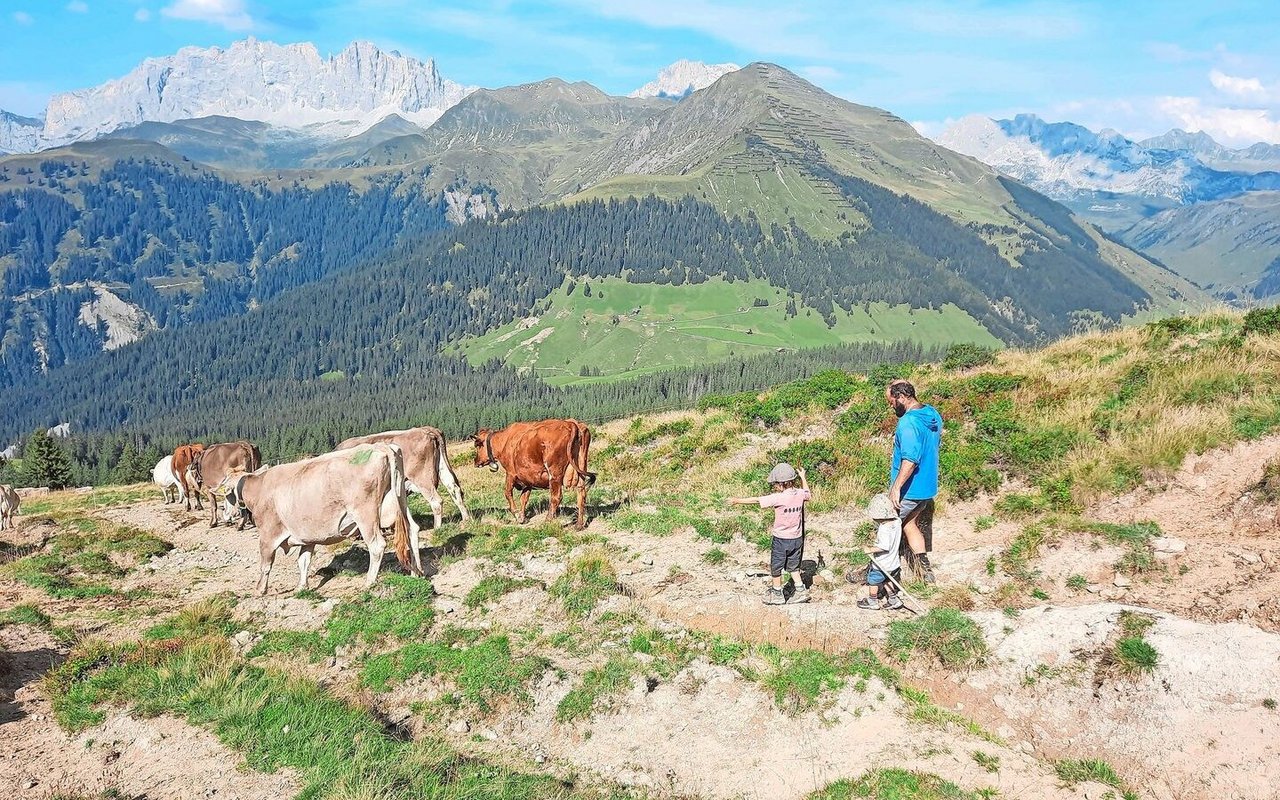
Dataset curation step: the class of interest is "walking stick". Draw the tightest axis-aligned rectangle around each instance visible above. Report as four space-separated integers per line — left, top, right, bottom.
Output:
867 553 928 615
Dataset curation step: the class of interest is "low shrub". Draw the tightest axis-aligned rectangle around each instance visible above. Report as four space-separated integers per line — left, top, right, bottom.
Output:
886 609 988 668
942 343 998 372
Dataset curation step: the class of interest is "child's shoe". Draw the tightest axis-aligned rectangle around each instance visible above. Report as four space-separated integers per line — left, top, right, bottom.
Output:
763 587 786 605
856 597 882 610
788 586 810 604
884 594 904 610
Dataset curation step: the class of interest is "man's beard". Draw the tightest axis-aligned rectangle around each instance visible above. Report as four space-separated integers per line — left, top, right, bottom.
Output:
894 402 907 418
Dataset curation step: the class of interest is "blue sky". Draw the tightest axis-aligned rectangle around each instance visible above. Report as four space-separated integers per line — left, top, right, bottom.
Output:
4 0 1280 145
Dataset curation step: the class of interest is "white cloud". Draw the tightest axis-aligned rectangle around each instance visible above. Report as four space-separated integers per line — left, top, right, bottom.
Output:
160 0 253 31
66 1 89 12
1209 70 1267 98
12 11 34 25
1157 96 1280 147
134 8 151 21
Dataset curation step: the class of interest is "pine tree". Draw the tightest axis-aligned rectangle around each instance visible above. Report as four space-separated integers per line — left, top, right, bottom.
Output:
22 428 73 489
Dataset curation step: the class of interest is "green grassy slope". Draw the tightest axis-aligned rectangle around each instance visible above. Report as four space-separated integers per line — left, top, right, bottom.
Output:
453 276 999 385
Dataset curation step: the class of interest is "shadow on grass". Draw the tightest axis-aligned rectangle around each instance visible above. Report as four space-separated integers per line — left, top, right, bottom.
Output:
315 530 475 585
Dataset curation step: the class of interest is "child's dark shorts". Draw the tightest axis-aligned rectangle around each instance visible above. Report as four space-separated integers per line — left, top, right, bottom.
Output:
770 535 804 577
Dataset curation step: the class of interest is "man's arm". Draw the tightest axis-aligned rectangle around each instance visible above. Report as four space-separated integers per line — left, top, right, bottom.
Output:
889 459 916 510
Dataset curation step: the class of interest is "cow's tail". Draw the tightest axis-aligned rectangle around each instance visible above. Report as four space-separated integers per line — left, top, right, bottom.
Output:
432 428 468 519
565 419 596 489
385 446 415 574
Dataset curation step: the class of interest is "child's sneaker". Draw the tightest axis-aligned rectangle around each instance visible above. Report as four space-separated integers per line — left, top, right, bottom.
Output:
884 594 904 610
763 587 786 605
788 586 810 604
856 597 882 610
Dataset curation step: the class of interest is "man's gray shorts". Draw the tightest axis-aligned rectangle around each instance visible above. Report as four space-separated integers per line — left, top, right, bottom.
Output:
899 498 935 552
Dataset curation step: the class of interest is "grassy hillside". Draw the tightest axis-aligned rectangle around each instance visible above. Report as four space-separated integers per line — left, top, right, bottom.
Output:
454 277 999 385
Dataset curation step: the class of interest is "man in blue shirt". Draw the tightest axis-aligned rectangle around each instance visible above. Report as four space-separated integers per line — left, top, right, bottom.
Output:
887 380 943 583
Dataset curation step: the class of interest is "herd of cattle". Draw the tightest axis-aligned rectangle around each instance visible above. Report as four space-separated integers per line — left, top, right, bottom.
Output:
145 419 596 594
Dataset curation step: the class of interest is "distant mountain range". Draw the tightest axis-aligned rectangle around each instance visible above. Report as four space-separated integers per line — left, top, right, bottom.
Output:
937 114 1280 299
0 39 1215 440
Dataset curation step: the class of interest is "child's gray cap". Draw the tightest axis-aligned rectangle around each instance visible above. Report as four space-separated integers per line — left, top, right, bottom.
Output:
767 462 798 483
865 493 897 520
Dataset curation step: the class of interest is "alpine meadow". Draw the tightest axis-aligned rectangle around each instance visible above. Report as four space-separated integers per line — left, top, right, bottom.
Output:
2 11 1279 800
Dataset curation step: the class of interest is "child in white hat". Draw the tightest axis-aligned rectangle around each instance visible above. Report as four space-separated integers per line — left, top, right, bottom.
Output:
727 462 811 605
858 492 904 610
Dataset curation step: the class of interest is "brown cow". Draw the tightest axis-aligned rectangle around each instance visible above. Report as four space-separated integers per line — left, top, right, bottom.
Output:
473 418 596 529
172 443 205 511
0 484 18 530
192 441 262 528
338 426 468 528
221 443 418 594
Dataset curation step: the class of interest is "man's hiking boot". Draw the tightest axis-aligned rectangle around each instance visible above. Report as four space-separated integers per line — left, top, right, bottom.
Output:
763 587 785 605
884 594 904 611
856 597 882 610
788 586 810 604
921 569 937 584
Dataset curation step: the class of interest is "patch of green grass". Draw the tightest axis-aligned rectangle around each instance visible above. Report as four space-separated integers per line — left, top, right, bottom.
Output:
1069 519 1161 575
549 548 617 617
0 602 53 628
807 768 983 799
971 751 1000 773
2 517 171 600
702 546 727 565
1054 759 1125 789
362 631 550 711
886 609 988 669
1264 698 1277 710
463 576 539 609
998 525 1048 583
46 631 581 800
246 630 328 661
465 521 593 563
974 516 995 532
555 655 636 722
1113 637 1159 676
144 596 238 641
761 646 899 715
1066 574 1088 591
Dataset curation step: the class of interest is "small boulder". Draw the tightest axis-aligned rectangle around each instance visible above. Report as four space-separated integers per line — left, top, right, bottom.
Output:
1151 536 1187 555
1113 575 1133 588
448 719 470 734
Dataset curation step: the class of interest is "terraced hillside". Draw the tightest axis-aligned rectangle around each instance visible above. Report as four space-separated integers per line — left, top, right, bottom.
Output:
3 310 1279 800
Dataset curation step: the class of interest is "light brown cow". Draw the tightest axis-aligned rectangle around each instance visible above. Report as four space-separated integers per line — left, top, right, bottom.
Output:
173 443 205 511
192 441 262 528
0 484 18 530
221 443 419 594
473 418 596 529
338 426 468 528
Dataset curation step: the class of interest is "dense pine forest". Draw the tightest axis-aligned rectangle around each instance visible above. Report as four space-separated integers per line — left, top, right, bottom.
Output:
0 158 452 383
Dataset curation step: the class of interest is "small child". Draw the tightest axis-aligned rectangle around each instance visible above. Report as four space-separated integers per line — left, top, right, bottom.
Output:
727 462 811 605
858 493 904 611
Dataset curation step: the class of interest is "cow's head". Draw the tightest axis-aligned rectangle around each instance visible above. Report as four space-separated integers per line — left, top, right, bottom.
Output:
473 429 497 470
217 472 249 525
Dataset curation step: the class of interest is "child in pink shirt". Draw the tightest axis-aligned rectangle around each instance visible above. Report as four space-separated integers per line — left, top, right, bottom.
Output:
727 462 812 604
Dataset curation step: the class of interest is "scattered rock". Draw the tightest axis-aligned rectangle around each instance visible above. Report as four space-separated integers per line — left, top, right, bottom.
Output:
1151 536 1187 555
818 569 836 584
1240 551 1262 565
976 584 994 595
448 719 470 734
480 728 499 741
1113 575 1133 588
641 556 654 566
1086 584 1102 594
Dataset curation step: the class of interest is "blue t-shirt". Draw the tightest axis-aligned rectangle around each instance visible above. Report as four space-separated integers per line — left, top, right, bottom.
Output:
891 405 943 500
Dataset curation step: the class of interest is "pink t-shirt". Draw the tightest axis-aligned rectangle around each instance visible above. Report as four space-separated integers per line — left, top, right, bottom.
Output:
758 487 811 539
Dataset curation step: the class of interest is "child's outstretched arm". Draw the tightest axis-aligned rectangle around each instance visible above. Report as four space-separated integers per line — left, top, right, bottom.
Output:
797 467 809 492
726 496 759 506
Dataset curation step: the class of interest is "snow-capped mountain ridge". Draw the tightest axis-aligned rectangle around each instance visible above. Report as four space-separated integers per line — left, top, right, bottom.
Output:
3 38 474 152
936 114 1280 205
629 60 740 99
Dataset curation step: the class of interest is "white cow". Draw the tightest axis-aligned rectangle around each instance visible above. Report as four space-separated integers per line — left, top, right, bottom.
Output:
0 484 18 530
151 455 185 504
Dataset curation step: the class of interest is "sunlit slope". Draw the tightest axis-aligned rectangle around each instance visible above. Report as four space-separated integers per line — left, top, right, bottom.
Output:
453 277 999 385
